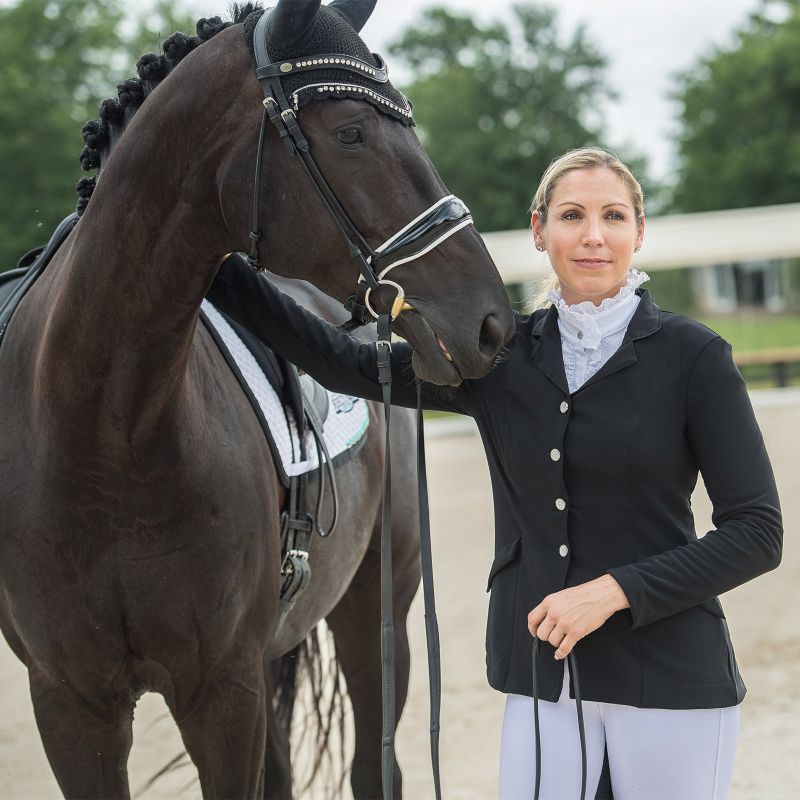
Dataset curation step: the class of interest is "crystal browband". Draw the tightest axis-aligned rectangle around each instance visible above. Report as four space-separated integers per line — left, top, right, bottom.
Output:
290 83 413 118
255 52 390 83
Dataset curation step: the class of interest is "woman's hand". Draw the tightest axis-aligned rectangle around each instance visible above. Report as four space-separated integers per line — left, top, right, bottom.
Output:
527 574 630 659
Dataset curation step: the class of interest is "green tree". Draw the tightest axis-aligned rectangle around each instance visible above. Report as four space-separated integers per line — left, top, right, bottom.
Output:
389 5 649 232
672 0 800 212
0 0 196 272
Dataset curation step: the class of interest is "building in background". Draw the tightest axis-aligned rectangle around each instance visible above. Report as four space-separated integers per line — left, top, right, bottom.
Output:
694 260 790 314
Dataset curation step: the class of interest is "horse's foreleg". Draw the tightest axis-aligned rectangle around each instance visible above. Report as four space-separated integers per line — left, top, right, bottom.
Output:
172 660 267 799
263 661 293 800
325 537 421 800
29 668 134 800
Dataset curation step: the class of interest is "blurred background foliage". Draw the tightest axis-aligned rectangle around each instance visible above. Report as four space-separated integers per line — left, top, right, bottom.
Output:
0 0 798 361
0 0 196 271
672 0 800 213
386 5 655 232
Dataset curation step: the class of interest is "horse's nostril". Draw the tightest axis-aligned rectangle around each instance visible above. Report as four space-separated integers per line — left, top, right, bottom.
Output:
478 313 505 359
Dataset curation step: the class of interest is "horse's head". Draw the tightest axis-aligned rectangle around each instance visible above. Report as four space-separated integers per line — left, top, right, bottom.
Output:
223 0 515 385
76 1 515 386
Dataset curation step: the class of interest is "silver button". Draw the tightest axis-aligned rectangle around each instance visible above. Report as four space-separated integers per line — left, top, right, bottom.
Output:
550 448 561 462
559 544 569 557
555 498 566 511
560 401 569 414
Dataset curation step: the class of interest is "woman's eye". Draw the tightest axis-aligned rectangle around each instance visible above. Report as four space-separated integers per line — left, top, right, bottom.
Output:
562 211 580 220
607 210 625 221
337 127 363 145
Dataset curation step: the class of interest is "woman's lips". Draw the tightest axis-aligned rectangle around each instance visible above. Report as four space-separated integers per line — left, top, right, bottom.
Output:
574 259 611 268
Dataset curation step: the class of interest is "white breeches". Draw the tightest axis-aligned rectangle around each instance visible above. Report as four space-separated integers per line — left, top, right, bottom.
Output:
499 661 740 800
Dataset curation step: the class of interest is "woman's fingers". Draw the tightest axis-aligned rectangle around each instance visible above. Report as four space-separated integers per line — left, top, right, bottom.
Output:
527 605 547 636
528 579 618 659
528 612 566 649
554 634 577 659
528 600 573 658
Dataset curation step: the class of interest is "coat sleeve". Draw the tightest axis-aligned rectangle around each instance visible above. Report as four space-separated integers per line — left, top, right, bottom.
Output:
205 253 473 414
607 336 783 630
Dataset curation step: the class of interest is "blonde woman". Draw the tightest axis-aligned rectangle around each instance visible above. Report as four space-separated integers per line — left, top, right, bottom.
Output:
208 147 781 798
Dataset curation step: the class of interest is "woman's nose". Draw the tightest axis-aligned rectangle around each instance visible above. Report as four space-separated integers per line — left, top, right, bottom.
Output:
582 218 604 246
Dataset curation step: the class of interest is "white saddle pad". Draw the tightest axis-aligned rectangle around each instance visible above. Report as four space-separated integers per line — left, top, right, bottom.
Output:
201 299 369 477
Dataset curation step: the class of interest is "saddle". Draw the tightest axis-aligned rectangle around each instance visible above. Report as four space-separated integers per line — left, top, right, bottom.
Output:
0 216 368 635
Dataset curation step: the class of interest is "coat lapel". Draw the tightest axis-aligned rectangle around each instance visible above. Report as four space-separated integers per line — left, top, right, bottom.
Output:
529 305 569 394
529 288 662 396
574 289 662 394
574 337 638 393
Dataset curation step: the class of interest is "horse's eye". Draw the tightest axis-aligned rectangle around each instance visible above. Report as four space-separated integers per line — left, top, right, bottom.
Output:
337 127 363 145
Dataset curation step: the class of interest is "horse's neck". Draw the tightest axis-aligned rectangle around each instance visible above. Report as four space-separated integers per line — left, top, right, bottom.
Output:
34 52 246 441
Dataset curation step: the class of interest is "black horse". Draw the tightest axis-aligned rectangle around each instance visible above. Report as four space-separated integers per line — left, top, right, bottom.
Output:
0 2 513 797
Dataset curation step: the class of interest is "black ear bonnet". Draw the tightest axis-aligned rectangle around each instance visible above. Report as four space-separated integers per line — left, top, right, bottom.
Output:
243 6 414 125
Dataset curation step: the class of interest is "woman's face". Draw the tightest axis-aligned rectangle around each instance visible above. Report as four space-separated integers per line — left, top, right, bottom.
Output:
531 167 644 306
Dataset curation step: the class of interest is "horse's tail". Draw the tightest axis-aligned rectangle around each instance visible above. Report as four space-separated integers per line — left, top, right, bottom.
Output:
273 622 350 797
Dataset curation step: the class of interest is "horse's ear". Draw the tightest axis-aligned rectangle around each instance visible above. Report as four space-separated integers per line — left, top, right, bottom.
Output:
267 0 322 48
328 0 377 33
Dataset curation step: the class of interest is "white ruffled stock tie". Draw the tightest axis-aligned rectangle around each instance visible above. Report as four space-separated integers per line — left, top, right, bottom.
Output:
548 269 650 393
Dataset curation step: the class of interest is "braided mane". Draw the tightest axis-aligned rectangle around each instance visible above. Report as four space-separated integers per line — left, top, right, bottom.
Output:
76 3 261 215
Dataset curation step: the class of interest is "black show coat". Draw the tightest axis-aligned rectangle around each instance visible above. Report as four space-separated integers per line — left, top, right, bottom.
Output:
208 254 782 709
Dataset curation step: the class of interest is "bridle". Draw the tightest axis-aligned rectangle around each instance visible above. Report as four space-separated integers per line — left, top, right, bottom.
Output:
246 8 480 799
248 8 474 332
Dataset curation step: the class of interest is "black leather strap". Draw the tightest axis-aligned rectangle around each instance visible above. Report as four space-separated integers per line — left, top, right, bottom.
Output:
274 475 314 637
374 316 444 799
532 639 587 800
248 105 271 271
298 364 340 538
376 313 396 799
340 282 373 330
417 382 443 799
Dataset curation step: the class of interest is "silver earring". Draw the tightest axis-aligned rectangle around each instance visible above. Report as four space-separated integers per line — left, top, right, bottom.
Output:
536 242 545 252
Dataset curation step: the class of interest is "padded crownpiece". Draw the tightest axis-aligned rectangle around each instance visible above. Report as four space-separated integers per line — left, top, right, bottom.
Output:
243 5 413 125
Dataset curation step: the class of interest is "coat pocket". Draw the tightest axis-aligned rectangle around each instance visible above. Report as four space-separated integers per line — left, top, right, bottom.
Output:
486 536 522 592
485 536 523 681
